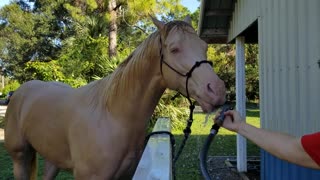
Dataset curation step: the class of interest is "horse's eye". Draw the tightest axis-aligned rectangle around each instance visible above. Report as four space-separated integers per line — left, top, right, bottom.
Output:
170 48 179 54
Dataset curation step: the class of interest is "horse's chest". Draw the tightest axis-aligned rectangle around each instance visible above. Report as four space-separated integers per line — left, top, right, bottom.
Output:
115 149 144 179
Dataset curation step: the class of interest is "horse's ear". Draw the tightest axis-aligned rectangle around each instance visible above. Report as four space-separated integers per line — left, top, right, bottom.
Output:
151 16 165 30
183 15 192 25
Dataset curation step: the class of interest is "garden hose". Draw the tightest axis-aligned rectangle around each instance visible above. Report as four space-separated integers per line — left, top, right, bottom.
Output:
200 104 233 180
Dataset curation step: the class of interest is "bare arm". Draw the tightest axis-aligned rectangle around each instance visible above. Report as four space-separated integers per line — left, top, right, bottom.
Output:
216 110 319 169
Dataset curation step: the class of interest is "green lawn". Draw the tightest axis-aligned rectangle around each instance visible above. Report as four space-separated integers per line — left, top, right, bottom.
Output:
173 108 260 179
0 107 260 179
0 145 74 179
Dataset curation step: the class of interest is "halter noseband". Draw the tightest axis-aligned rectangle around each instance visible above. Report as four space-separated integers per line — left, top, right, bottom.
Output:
159 36 213 105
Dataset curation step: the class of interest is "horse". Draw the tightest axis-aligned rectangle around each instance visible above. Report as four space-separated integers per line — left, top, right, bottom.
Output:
4 16 226 179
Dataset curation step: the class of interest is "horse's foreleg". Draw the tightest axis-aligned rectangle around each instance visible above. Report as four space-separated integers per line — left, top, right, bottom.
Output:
43 160 59 180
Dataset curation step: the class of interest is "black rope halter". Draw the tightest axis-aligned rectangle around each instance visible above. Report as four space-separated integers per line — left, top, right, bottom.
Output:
157 35 213 179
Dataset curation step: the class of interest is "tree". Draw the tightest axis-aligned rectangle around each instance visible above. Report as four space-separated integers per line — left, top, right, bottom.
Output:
108 0 118 57
245 44 259 101
208 44 237 101
108 0 190 58
0 0 74 82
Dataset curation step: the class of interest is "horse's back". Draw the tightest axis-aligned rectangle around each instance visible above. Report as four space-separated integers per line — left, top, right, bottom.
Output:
6 80 71 117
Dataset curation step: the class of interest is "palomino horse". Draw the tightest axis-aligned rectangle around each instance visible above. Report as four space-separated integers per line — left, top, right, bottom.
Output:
4 16 226 179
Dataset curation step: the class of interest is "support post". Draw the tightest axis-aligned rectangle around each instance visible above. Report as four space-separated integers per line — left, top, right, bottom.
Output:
1 76 4 89
236 36 247 172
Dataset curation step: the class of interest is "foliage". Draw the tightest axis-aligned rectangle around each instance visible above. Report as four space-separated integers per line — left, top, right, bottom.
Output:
24 61 65 81
0 80 20 95
23 60 87 88
245 44 259 100
0 0 73 82
58 36 110 82
62 77 87 88
208 44 237 101
152 90 189 130
207 44 259 101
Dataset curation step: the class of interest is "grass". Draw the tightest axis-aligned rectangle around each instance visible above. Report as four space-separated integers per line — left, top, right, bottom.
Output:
0 106 260 179
173 107 260 179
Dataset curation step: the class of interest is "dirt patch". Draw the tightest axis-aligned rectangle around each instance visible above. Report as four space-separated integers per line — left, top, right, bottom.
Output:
207 156 260 180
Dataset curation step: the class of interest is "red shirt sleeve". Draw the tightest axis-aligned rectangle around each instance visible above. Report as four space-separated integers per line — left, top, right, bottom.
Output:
301 132 320 166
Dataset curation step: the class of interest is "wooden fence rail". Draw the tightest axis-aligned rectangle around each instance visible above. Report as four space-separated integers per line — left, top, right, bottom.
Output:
0 106 7 117
133 117 172 180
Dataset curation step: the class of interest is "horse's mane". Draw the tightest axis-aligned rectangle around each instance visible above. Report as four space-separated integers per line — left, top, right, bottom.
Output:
83 20 194 109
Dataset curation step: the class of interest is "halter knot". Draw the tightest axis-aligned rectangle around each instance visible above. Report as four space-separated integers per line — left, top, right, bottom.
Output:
195 61 201 67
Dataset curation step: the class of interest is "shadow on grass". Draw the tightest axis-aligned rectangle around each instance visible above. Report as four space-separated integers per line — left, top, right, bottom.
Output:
1 134 260 180
246 109 260 118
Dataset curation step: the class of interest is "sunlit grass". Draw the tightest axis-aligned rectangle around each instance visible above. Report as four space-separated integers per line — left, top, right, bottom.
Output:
173 108 261 179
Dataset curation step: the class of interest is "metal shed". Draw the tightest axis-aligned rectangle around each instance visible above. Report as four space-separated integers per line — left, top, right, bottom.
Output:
198 0 320 179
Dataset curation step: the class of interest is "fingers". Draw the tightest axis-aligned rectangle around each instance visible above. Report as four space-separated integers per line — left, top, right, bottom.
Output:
214 110 234 120
223 110 234 116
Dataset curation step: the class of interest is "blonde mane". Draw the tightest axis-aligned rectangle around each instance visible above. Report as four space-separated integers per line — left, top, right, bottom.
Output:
82 20 194 109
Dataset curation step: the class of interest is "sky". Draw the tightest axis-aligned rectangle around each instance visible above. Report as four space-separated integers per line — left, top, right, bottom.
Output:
0 0 10 8
0 0 200 12
182 0 199 12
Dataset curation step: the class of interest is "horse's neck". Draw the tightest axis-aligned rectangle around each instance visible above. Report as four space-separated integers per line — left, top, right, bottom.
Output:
77 49 166 124
105 57 165 120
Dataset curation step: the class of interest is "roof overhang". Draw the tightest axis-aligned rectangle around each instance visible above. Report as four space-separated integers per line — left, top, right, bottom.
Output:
198 0 236 44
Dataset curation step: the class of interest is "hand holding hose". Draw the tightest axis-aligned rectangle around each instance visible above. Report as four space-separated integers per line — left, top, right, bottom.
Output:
214 110 244 133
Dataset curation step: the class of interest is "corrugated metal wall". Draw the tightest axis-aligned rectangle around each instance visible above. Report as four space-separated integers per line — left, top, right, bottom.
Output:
228 0 259 42
261 150 320 180
258 0 320 135
229 0 320 138
228 0 320 179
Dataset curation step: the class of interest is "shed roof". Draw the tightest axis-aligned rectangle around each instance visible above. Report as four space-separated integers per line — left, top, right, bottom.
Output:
198 0 258 44
198 0 235 43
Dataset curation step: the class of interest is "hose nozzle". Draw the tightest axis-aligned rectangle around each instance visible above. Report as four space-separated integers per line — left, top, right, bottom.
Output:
215 104 233 126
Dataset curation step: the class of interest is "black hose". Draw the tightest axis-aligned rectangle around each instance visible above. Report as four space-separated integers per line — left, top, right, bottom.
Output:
199 104 233 180
199 124 220 180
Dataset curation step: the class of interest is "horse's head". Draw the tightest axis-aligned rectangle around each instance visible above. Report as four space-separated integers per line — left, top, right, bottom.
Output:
152 16 226 112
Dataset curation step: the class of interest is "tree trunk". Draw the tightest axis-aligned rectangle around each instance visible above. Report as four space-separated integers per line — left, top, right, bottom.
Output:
108 0 117 58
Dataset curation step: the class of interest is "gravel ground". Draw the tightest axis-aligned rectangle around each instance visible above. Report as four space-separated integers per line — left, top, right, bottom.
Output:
207 156 260 180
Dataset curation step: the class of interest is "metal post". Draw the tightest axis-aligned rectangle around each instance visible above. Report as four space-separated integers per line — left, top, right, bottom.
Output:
1 76 4 89
236 36 247 172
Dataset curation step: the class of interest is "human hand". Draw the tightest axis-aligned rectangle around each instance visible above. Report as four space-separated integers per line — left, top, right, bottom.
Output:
214 110 244 132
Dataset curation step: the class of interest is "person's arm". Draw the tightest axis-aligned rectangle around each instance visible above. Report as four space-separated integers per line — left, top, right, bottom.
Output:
216 110 320 169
